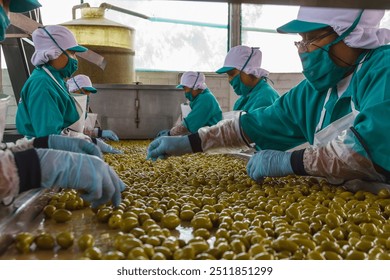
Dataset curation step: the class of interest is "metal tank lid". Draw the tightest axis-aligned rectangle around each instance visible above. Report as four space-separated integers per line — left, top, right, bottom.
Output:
61 7 134 31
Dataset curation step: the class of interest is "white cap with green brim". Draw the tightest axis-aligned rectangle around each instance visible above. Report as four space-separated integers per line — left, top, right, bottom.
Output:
277 7 390 49
31 25 88 66
216 45 269 78
176 71 207 90
67 74 97 94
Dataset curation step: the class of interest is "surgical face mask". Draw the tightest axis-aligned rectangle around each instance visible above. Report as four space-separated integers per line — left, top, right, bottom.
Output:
59 52 78 78
185 90 194 102
229 74 253 96
0 6 10 41
299 40 354 92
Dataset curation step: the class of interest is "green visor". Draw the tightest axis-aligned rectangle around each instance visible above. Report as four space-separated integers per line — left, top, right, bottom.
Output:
215 66 235 74
68 45 88 53
277 19 329 34
176 84 184 89
83 86 97 93
10 0 42 13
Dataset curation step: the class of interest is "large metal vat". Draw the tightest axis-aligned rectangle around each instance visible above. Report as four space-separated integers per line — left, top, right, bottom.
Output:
88 84 185 139
61 7 135 84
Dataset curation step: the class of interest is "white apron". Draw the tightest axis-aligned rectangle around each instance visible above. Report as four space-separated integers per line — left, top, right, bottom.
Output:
42 67 90 141
180 103 192 119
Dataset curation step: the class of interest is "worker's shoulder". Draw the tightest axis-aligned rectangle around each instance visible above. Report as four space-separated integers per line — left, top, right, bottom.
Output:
26 68 56 84
200 88 217 100
365 45 390 66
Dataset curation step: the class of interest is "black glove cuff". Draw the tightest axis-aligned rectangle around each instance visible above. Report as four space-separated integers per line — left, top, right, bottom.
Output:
188 133 202 153
290 149 308 176
33 136 49 148
167 130 171 136
97 129 103 138
91 137 97 144
13 149 41 193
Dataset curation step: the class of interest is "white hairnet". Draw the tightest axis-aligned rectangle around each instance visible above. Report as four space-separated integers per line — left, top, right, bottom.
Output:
216 45 269 78
177 72 207 90
31 25 87 66
67 75 97 93
281 7 390 49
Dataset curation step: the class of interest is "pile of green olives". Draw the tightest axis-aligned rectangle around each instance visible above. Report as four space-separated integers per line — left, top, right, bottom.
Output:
12 140 390 260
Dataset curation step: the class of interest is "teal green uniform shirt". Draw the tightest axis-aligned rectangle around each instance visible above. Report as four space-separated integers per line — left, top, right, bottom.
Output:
16 65 79 138
241 45 390 172
183 88 223 133
233 79 279 112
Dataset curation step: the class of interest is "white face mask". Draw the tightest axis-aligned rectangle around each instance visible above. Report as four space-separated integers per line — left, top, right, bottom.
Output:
0 95 10 142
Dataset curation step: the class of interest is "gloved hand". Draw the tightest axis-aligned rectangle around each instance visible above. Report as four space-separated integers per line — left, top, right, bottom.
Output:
102 130 119 141
147 136 192 161
247 150 294 182
37 149 126 208
156 129 170 138
96 138 123 154
40 135 102 158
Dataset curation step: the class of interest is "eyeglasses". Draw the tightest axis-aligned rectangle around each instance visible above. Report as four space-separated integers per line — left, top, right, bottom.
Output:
294 29 336 52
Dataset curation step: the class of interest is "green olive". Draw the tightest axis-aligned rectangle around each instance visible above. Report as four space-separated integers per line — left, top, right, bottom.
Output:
35 233 55 250
161 213 180 230
120 217 139 232
52 209 72 223
15 232 34 254
56 231 74 249
108 214 122 229
78 234 94 251
84 246 102 260
191 215 213 230
43 205 56 218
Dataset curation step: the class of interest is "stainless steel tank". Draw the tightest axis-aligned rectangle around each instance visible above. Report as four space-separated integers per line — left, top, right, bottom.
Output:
89 84 185 139
61 7 135 84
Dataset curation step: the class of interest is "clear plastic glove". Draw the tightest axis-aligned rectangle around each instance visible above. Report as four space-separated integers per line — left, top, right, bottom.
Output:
96 138 123 154
147 136 192 161
156 129 170 138
247 150 293 182
37 149 126 208
102 130 119 141
47 135 102 158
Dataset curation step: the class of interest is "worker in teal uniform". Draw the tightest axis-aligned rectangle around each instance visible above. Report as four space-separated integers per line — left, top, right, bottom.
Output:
0 0 125 207
16 25 121 153
67 74 120 141
216 45 279 112
157 71 222 137
147 7 390 190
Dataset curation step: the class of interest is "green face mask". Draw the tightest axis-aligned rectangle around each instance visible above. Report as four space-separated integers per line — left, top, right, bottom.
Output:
229 74 253 96
185 90 194 102
59 52 78 78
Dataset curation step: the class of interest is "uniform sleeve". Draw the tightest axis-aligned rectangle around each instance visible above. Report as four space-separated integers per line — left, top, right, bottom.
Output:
240 83 318 151
183 93 221 133
352 47 390 172
23 80 67 137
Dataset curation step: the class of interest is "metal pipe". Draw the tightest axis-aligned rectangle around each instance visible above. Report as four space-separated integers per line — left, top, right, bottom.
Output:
99 2 276 33
99 3 150 20
71 2 90 20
